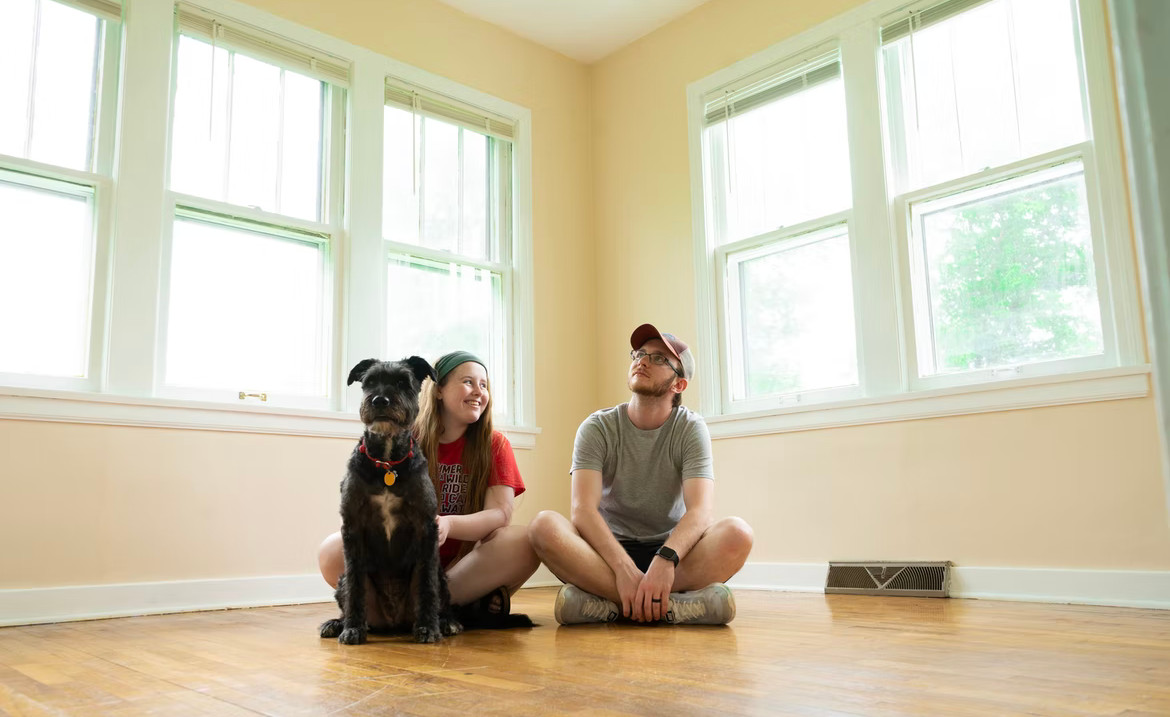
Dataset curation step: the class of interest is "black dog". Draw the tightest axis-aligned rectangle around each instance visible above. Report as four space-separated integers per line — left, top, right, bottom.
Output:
319 357 461 645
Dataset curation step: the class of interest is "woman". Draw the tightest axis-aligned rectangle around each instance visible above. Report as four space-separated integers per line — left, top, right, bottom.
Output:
318 351 539 622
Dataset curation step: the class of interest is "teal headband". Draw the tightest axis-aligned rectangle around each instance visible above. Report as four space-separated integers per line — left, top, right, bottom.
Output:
434 351 487 383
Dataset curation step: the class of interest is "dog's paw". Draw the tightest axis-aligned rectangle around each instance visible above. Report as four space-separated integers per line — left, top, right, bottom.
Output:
319 618 343 639
413 622 442 644
440 616 463 636
338 627 367 645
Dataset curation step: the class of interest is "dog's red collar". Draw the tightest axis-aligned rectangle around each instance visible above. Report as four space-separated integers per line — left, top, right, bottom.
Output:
359 438 414 487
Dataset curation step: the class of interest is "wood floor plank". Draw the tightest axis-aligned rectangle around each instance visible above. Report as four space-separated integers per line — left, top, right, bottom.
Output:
0 588 1168 715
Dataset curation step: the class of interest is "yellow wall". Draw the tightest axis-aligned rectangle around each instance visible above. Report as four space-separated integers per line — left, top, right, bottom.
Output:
0 0 592 590
3 0 1169 594
589 0 1170 568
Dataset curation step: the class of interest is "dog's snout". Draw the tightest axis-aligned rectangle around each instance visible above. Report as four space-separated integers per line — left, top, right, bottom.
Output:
371 396 390 408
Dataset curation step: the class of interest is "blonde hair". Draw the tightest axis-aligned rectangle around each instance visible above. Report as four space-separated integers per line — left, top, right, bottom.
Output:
414 369 497 525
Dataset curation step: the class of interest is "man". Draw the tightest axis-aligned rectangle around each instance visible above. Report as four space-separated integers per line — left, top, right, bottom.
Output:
529 323 753 625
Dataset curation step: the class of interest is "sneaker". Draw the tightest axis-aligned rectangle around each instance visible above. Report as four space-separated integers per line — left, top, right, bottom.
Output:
554 584 620 625
664 583 736 625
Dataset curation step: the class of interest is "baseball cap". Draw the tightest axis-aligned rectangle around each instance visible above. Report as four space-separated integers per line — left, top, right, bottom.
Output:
630 323 695 380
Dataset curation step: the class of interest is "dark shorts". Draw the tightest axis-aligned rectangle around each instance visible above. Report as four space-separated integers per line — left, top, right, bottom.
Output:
620 539 665 573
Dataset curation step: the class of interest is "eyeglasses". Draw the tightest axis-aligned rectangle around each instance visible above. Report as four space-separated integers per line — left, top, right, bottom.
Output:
630 349 683 377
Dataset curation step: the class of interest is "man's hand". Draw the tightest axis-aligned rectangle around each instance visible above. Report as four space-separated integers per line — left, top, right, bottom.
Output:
635 558 674 621
614 563 644 620
435 515 450 546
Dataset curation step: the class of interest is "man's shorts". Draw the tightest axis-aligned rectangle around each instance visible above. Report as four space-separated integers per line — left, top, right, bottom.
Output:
619 538 665 573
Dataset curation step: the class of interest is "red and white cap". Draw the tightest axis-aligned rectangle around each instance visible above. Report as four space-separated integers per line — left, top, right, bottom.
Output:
630 323 695 380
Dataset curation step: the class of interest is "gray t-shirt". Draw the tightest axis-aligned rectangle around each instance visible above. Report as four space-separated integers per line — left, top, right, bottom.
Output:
570 404 714 542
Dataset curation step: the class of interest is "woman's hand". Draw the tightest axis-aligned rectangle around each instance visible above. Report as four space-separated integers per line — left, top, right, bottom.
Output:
435 515 450 546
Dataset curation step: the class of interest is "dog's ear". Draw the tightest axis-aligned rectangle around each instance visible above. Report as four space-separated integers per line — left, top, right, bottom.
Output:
404 356 436 388
347 358 379 386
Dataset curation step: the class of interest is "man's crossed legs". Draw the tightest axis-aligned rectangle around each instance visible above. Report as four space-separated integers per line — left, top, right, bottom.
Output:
528 511 753 625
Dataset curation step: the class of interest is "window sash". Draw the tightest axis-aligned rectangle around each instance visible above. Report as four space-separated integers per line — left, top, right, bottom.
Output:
156 203 334 408
896 143 1114 390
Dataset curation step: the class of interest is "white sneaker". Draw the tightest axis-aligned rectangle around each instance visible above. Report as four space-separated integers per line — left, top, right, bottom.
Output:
554 584 620 625
664 583 736 625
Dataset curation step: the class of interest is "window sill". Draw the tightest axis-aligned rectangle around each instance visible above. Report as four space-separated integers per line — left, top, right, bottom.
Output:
0 387 541 449
705 365 1151 439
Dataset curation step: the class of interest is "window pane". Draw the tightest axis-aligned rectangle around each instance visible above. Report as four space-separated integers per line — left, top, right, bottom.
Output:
730 225 857 399
0 0 100 171
0 179 93 377
461 130 488 260
704 72 851 245
385 257 506 417
382 104 420 244
883 0 1087 190
171 37 325 221
164 217 326 395
911 161 1103 375
422 119 460 253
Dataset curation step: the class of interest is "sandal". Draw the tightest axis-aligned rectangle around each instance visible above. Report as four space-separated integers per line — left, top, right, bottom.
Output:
483 586 510 618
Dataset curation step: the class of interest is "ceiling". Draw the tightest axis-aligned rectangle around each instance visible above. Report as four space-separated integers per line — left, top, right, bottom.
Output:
433 0 713 64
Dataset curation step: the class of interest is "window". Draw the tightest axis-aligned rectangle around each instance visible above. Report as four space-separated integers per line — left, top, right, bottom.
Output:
383 81 516 420
701 51 859 411
162 5 346 408
690 0 1140 426
0 0 536 439
883 0 1109 386
0 0 119 389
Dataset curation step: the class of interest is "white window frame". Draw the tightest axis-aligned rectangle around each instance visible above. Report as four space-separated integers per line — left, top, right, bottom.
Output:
380 80 522 425
0 0 121 393
0 0 538 447
687 0 1147 439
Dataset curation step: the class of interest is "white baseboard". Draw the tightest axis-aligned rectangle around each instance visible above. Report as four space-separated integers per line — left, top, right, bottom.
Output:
729 562 1170 610
0 574 336 627
3 564 1166 627
949 566 1170 609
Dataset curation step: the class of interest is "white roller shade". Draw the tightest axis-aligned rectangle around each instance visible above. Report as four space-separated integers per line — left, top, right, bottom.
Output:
176 3 349 87
384 80 515 142
703 49 840 127
880 0 996 43
56 0 121 22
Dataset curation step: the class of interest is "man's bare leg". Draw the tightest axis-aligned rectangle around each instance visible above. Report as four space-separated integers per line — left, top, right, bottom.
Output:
528 510 623 603
673 516 754 591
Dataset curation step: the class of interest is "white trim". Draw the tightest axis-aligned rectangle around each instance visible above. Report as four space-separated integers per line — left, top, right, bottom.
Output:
0 385 541 447
0 575 335 627
5 564 1164 627
523 564 562 588
706 364 1149 439
949 567 1170 610
727 563 1170 610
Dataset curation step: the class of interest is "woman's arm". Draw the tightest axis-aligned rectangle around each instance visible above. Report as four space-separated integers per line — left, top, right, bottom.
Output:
441 485 514 543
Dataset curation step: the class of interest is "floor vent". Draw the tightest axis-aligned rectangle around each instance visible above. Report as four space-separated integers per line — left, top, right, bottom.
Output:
826 561 951 597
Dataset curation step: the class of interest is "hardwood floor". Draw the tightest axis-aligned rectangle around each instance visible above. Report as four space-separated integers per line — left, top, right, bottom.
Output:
1 587 1168 716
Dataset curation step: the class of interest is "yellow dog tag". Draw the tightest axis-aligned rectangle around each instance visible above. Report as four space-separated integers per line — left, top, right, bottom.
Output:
384 471 397 486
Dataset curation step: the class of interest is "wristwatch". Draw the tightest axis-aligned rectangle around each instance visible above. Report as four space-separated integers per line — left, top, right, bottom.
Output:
654 545 679 568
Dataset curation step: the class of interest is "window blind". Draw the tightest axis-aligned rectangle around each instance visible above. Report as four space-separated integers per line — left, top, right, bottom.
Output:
703 51 841 127
57 0 121 22
384 80 515 142
880 0 996 43
175 3 349 87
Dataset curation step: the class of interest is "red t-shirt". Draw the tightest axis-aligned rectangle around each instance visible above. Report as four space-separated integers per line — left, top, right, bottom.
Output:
436 431 525 566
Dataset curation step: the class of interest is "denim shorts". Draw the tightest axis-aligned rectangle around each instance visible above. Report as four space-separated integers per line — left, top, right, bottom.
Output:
619 539 665 573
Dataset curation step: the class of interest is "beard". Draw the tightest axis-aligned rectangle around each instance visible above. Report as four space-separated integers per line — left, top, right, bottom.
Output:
629 371 675 399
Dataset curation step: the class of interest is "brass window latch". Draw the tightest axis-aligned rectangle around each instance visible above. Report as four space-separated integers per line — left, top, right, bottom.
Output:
238 392 268 402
